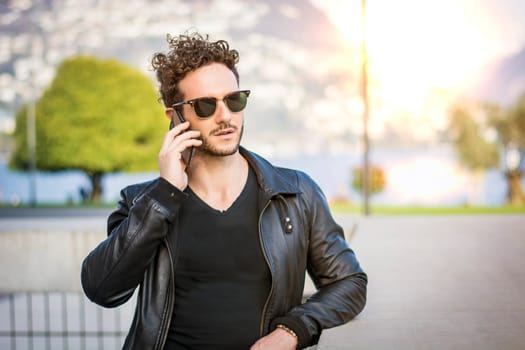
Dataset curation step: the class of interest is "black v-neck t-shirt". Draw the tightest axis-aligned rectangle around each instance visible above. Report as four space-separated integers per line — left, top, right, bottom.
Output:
165 167 271 350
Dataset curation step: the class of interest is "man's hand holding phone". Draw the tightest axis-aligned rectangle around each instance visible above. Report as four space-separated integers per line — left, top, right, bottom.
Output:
158 121 202 191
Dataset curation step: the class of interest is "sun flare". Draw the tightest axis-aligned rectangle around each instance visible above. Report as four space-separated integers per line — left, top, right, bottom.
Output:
310 0 517 118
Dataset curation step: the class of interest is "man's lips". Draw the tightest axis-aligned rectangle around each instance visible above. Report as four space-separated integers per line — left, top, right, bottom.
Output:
213 127 236 136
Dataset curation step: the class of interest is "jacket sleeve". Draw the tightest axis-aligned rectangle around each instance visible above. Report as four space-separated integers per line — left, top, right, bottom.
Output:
81 177 186 308
271 173 367 348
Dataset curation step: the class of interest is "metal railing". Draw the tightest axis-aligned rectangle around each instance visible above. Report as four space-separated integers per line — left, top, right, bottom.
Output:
0 292 134 350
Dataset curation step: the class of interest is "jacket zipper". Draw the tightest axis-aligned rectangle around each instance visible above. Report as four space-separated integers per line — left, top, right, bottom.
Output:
155 238 176 350
258 199 274 337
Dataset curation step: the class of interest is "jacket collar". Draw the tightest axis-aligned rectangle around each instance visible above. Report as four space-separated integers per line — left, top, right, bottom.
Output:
240 146 301 197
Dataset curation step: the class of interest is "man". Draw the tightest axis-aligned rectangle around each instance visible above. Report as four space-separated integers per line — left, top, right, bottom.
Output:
81 32 367 350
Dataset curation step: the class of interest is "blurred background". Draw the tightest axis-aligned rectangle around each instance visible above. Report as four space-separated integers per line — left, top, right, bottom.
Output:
0 0 523 209
1 2 525 349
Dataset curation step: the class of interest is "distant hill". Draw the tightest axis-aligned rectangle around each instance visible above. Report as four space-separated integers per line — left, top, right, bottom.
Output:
471 46 525 105
0 0 360 155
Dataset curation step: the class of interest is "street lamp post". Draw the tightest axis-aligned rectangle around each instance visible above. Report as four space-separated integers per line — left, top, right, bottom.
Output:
27 72 37 207
26 9 41 207
361 0 370 215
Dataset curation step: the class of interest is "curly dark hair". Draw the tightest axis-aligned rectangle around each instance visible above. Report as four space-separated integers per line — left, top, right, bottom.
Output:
151 31 240 107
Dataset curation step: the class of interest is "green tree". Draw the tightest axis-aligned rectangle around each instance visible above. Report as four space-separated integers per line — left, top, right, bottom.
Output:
449 102 499 205
10 56 166 202
449 98 525 206
352 165 386 196
486 95 525 205
449 103 500 171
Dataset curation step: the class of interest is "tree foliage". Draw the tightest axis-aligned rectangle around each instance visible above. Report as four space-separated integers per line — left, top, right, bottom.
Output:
448 103 499 171
352 165 386 195
10 56 166 201
449 95 525 205
488 94 525 149
486 95 525 205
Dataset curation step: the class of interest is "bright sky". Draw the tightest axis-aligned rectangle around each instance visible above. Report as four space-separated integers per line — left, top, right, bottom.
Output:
311 0 525 204
313 0 525 85
312 0 525 113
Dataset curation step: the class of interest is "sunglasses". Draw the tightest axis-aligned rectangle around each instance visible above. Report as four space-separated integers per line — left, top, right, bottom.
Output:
172 90 251 119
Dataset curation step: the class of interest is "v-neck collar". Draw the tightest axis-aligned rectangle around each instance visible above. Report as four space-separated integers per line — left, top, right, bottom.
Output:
185 166 255 215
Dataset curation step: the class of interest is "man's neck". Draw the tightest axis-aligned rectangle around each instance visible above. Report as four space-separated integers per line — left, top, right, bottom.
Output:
187 151 249 211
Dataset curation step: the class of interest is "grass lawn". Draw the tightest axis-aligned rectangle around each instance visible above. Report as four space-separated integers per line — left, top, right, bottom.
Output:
2 202 524 215
329 202 525 215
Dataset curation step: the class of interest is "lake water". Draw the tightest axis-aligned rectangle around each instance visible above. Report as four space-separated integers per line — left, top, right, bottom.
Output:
0 146 515 206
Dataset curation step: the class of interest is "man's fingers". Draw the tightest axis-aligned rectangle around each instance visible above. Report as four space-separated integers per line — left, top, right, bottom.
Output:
161 121 190 150
165 131 201 153
161 125 201 154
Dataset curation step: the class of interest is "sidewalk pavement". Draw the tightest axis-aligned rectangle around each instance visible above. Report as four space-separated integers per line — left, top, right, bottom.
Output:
317 214 525 350
1 210 524 349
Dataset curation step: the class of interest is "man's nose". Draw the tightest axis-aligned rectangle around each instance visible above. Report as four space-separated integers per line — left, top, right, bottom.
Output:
214 100 232 124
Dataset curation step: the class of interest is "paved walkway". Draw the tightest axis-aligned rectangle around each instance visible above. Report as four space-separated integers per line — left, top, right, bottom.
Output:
318 214 525 350
1 211 524 349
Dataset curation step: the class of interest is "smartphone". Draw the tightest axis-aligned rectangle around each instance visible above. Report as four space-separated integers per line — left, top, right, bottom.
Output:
169 109 195 167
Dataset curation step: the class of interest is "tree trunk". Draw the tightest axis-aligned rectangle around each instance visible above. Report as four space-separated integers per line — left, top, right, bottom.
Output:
505 170 525 206
88 172 104 203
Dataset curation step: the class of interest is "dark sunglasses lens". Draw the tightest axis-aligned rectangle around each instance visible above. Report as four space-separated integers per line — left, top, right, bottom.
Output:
194 98 216 118
226 92 248 112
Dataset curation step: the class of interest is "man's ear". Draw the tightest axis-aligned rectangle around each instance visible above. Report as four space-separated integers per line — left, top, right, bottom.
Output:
165 108 174 120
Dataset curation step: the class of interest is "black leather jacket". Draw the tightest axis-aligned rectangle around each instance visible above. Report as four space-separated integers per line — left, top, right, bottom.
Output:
81 148 367 349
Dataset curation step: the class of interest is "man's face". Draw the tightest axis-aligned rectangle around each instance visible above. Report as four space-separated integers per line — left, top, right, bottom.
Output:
175 62 244 158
